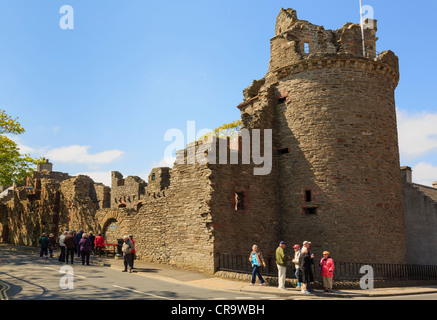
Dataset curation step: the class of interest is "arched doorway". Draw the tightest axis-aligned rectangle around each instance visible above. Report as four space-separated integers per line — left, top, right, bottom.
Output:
102 218 119 244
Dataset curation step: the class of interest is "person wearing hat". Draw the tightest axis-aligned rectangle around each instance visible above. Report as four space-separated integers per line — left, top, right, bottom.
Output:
292 244 301 289
38 233 49 259
275 241 290 290
319 251 335 293
298 246 314 294
303 240 314 258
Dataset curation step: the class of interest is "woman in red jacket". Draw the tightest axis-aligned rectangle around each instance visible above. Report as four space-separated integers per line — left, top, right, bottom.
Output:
320 251 335 293
94 233 105 256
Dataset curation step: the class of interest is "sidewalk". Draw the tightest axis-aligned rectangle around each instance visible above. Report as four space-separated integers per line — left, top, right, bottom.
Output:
96 254 437 298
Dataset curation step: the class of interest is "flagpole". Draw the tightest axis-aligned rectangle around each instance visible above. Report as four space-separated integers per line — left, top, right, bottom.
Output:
359 0 366 57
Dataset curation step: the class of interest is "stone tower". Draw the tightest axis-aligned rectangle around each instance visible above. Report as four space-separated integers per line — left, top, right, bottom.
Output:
238 8 407 263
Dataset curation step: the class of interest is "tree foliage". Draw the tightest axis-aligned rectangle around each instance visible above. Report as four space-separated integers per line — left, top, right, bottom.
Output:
200 120 242 141
0 109 42 186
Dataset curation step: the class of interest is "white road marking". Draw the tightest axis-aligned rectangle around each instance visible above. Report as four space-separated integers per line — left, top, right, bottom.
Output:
43 266 87 278
113 285 174 300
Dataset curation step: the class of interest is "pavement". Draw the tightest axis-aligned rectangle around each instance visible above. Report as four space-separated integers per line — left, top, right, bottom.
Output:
95 254 437 299
2 244 437 299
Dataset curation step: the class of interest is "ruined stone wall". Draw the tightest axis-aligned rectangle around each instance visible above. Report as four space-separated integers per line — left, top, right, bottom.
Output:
111 172 146 209
96 145 215 273
110 168 171 210
0 172 107 246
59 175 102 234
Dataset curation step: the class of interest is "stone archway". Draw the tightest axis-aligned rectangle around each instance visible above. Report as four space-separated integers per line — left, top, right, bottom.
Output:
102 218 118 243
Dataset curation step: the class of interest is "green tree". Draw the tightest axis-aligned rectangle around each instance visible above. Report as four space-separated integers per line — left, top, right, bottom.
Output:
0 109 42 186
199 120 242 141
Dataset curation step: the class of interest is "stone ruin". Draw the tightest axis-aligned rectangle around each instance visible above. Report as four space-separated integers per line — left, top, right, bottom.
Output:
2 8 437 274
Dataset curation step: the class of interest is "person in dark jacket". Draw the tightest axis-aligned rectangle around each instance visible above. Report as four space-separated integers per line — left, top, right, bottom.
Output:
79 233 92 265
64 232 76 264
48 233 56 258
122 235 134 273
298 247 314 294
88 232 96 255
75 230 84 258
39 233 49 259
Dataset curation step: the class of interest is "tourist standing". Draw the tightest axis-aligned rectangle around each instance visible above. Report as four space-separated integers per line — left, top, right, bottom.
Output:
292 244 301 289
121 235 134 273
39 233 49 259
58 231 67 262
320 251 335 293
75 230 84 258
89 232 96 255
275 241 289 290
298 247 314 294
48 233 56 258
64 231 76 264
249 245 267 286
302 240 314 291
79 233 92 265
129 234 135 269
94 233 104 256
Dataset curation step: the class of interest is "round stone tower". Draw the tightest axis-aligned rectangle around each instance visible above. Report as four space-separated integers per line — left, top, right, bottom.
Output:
239 8 407 263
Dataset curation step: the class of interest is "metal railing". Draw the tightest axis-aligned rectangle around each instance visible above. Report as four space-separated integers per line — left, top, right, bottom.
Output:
216 253 437 281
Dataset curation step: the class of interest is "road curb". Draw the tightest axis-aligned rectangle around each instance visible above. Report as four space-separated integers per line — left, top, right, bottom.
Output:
239 286 437 298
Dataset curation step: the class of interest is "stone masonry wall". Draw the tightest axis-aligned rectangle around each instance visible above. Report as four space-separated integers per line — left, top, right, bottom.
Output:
0 171 106 246
96 145 215 274
401 167 437 265
237 8 406 264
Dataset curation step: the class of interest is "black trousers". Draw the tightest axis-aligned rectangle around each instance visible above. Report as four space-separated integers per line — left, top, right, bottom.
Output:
81 251 90 265
96 246 103 256
59 246 66 262
66 248 75 264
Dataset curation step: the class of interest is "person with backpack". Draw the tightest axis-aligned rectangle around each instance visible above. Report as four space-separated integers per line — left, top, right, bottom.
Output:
39 233 49 259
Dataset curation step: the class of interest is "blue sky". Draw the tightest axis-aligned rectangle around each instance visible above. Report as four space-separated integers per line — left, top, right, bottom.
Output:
1 0 437 186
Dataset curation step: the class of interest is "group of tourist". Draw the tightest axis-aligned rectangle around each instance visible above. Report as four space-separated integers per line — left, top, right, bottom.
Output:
249 240 335 294
38 231 136 272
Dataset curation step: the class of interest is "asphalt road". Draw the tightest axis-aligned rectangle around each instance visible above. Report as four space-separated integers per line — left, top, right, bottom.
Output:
2 245 437 304
0 246 274 301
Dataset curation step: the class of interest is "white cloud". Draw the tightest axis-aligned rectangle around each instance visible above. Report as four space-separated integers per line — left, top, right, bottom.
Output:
142 156 175 179
412 162 437 187
45 145 124 164
150 156 175 169
4 135 36 155
75 171 111 187
397 109 437 159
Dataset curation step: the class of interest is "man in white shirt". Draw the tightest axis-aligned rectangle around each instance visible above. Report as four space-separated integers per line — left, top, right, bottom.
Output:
58 231 68 262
